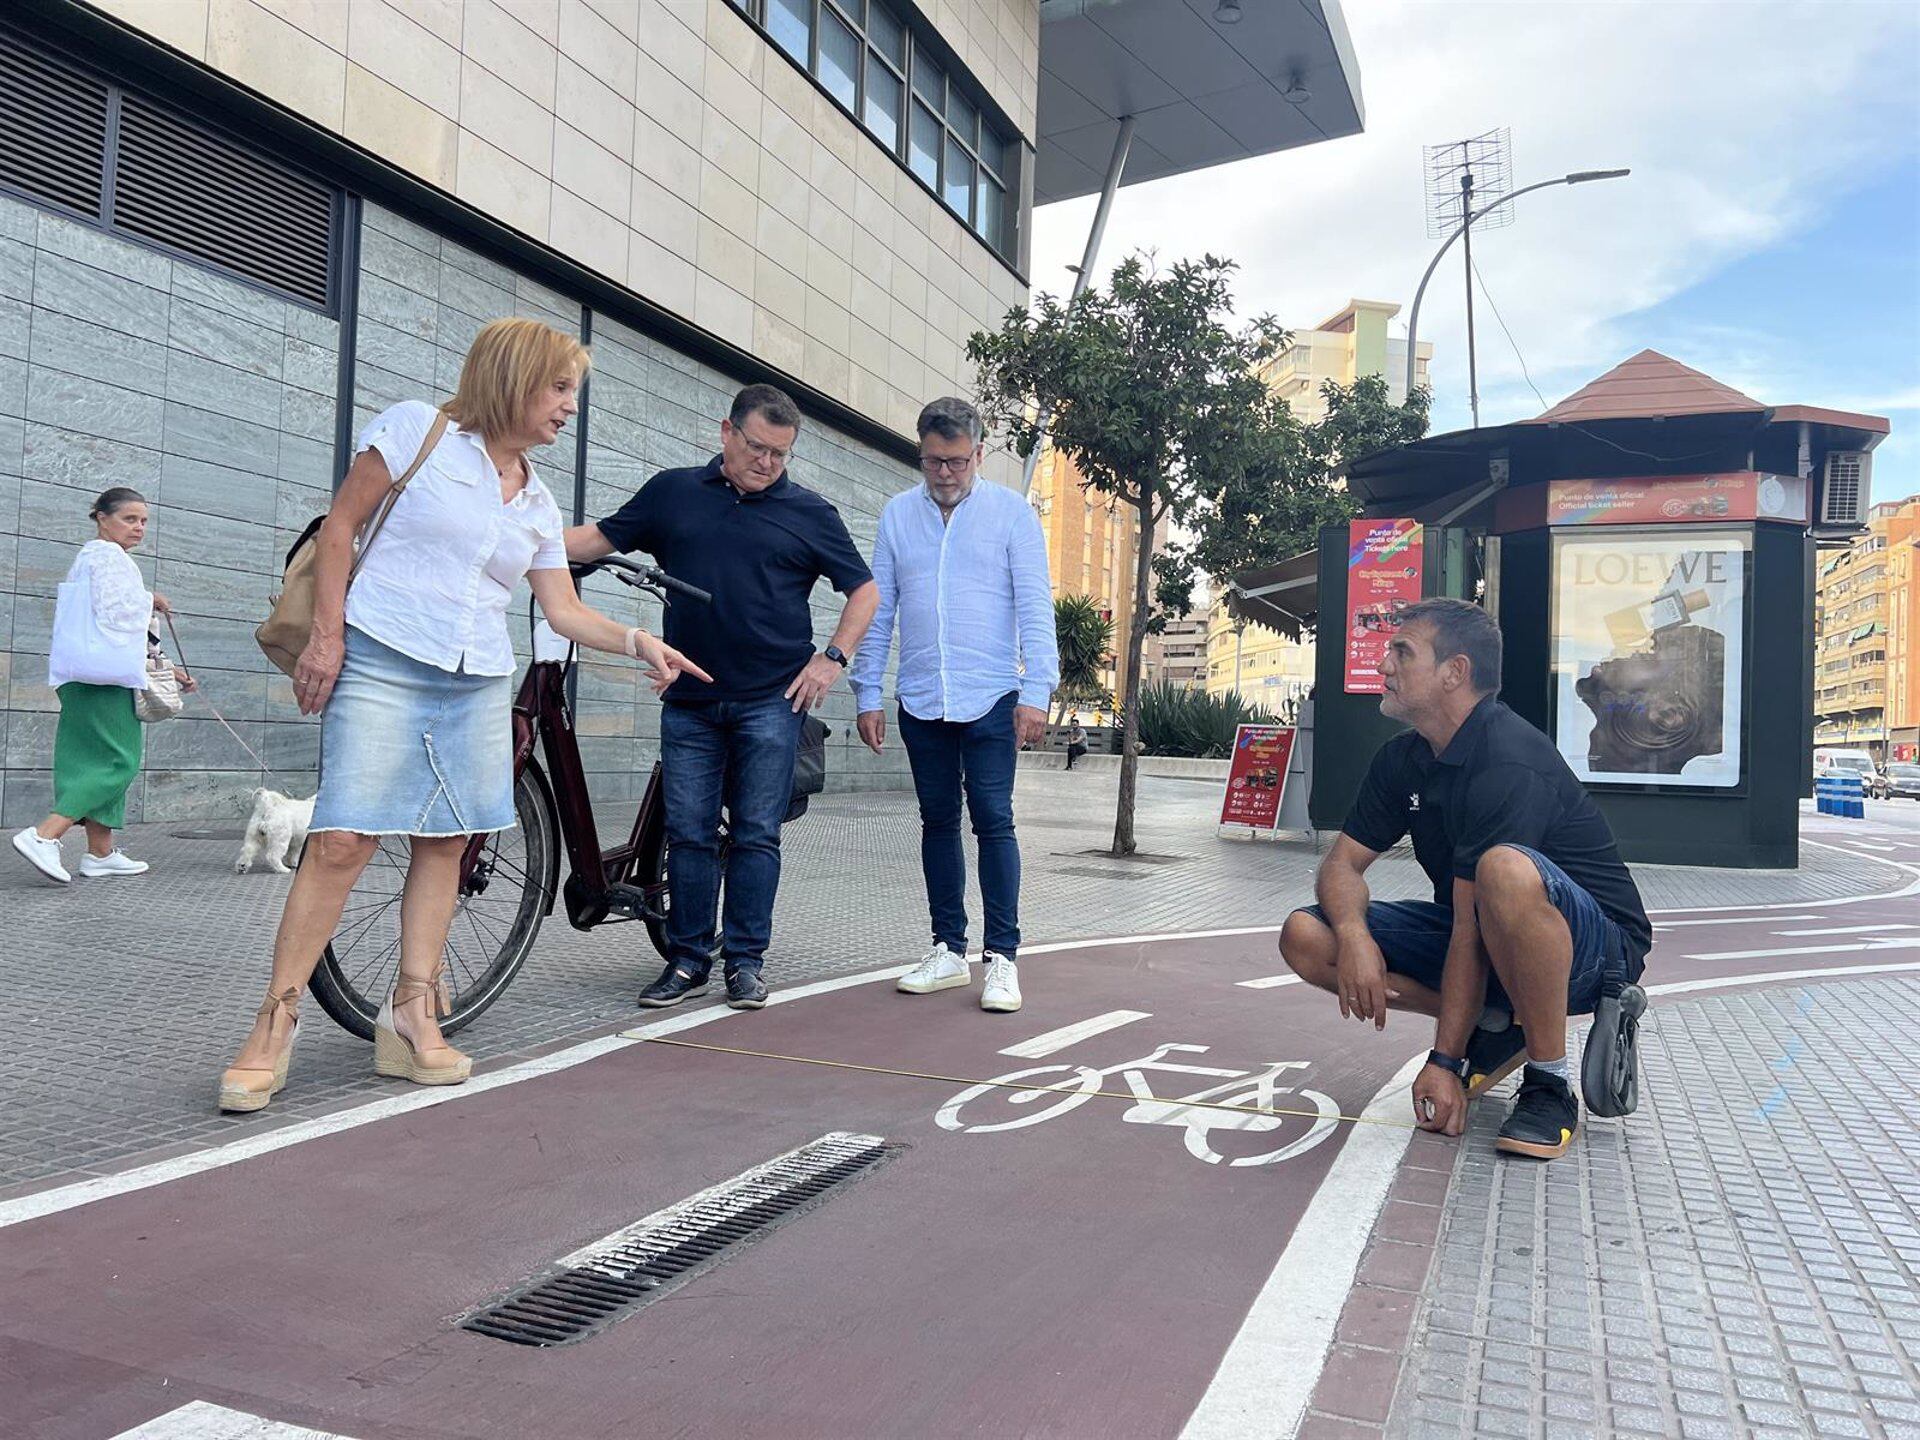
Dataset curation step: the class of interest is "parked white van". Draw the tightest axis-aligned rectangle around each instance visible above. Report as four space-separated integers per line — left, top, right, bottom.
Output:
1814 747 1880 795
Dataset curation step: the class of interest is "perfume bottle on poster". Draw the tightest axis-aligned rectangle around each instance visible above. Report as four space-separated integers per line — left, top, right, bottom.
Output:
1603 587 1710 651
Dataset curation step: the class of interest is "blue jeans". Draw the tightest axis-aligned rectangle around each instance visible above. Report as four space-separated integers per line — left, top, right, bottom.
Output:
659 697 804 979
1293 846 1629 1016
897 691 1021 960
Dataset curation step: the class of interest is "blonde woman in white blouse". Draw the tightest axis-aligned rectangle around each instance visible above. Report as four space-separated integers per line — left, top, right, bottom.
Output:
218 319 710 1113
12 487 193 885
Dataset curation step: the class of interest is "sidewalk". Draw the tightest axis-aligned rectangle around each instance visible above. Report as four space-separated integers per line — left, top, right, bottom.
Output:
0 773 1900 1196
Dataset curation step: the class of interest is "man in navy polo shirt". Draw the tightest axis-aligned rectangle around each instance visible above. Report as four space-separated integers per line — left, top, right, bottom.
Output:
566 384 877 1010
1278 599 1651 1162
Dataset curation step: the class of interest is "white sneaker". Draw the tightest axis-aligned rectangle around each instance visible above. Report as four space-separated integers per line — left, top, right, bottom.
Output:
77 850 149 878
897 943 970 994
981 953 1022 1012
12 827 71 885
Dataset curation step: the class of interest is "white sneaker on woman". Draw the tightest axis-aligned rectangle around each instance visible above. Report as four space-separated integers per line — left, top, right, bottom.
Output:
78 850 149 877
897 943 970 994
981 953 1022 1012
11 828 70 884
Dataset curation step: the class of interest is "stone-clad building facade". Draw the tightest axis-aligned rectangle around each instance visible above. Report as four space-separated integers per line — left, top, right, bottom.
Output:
0 0 1040 822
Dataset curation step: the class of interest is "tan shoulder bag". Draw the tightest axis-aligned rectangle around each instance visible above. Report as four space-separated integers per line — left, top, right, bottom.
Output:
256 412 450 676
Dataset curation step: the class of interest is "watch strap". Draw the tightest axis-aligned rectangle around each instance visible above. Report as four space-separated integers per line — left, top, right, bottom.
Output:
1427 1048 1468 1079
824 645 849 667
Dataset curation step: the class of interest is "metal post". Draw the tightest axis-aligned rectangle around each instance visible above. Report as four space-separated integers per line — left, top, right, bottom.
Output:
1022 116 1136 494
1233 615 1246 694
1403 170 1631 401
1460 171 1480 429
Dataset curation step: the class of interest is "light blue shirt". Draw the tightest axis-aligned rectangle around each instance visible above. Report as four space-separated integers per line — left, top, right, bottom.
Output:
851 479 1059 722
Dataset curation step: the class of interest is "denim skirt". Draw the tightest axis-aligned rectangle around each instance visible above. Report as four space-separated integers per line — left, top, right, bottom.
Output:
310 626 515 837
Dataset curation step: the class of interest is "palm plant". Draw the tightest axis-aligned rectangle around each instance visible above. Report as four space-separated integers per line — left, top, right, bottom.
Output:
1137 680 1279 758
1052 595 1114 740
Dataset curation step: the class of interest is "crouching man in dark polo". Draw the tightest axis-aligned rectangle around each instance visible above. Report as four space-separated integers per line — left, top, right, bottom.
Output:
1279 598 1650 1160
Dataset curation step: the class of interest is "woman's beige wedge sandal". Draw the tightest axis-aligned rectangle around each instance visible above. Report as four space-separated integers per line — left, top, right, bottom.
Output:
374 966 472 1085
218 987 301 1113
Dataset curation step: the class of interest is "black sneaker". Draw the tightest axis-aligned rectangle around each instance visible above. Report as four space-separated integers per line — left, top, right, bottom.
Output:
1465 1020 1528 1100
638 966 709 1009
726 970 768 1010
1495 1066 1580 1160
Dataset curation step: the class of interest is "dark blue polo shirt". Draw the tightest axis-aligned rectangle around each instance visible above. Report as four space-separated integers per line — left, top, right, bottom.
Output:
596 455 872 705
1343 694 1653 968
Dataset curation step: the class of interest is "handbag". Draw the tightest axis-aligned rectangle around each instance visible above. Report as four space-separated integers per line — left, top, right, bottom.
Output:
135 629 185 723
256 411 450 675
783 715 832 823
48 553 149 691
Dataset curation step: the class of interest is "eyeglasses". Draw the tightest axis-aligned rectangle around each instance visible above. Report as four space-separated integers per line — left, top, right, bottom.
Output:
739 437 791 465
919 455 974 476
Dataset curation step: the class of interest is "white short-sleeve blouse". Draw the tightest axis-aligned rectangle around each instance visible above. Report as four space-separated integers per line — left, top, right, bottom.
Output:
345 401 569 677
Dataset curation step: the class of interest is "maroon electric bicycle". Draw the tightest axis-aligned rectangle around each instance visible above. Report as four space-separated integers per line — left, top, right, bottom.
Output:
308 557 721 1040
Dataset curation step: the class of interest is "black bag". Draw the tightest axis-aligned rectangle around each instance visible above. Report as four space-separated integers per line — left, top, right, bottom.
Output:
783 715 831 823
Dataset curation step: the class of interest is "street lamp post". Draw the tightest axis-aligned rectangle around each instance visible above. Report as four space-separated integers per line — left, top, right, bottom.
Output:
1404 169 1630 415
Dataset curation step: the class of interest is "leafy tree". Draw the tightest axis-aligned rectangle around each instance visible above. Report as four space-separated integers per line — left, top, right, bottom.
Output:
970 254 1291 854
1051 594 1114 738
1154 372 1432 619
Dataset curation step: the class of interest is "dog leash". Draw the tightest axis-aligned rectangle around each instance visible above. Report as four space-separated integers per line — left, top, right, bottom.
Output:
158 612 285 785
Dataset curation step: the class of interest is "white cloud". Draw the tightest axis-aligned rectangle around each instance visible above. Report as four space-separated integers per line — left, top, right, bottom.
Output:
1030 0 1920 432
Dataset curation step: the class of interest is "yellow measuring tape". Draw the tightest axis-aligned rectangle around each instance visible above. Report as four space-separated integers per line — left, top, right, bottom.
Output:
638 1035 1418 1131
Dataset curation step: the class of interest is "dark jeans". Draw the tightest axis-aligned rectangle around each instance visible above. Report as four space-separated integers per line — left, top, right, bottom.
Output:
660 697 803 979
897 691 1021 960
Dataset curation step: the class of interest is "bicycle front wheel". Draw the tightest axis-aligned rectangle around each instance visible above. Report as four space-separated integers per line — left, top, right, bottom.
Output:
309 761 561 1040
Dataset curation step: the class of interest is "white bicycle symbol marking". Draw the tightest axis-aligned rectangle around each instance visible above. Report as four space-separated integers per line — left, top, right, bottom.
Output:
934 1041 1340 1168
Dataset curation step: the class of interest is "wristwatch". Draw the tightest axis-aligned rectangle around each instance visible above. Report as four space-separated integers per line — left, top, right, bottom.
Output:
823 645 849 667
1426 1049 1469 1080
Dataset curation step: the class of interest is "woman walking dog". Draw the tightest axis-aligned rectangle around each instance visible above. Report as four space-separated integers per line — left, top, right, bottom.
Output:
11 488 194 885
218 318 709 1113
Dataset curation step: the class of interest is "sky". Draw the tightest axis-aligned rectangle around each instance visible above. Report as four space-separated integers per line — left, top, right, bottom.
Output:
1030 0 1920 494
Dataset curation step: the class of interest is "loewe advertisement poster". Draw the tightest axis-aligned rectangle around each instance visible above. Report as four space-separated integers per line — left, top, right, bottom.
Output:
1551 531 1747 788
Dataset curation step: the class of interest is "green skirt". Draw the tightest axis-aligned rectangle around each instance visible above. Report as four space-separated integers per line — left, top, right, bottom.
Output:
52 682 143 828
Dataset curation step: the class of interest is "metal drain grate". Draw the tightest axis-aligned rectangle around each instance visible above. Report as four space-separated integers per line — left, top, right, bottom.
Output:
461 1132 903 1347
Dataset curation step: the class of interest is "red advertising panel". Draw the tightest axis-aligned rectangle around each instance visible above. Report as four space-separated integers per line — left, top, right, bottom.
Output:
1344 518 1423 694
1220 724 1295 829
1493 472 1811 531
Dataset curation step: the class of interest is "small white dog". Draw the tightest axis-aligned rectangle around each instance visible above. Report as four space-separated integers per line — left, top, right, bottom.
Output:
235 788 315 874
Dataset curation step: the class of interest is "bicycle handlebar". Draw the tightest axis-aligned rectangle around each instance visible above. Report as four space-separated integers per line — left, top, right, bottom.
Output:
572 555 712 605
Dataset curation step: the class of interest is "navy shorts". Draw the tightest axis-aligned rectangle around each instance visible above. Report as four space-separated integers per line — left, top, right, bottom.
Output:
1294 846 1630 1017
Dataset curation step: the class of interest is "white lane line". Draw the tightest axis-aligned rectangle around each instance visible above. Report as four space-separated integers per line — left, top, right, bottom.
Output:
114 1400 353 1438
1845 841 1899 852
1684 940 1920 963
0 924 1285 1233
1648 838 1920 914
999 1009 1152 1059
1655 914 1819 929
1647 961 1920 997
1236 975 1303 990
1180 1050 1427 1440
1773 923 1920 937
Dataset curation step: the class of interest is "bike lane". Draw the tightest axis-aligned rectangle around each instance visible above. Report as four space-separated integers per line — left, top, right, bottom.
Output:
4 840 1918 1440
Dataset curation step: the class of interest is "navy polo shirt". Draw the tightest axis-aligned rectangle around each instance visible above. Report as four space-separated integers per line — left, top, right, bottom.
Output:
596 455 872 705
1343 694 1653 968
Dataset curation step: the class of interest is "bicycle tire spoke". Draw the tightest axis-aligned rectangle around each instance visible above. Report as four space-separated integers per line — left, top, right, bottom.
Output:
332 901 399 956
345 932 404 992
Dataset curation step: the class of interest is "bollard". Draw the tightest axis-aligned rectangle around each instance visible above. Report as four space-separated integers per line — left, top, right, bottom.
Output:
1849 774 1866 819
1816 776 1833 815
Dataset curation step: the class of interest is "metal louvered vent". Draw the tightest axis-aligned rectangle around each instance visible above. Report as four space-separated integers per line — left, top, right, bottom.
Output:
0 42 109 218
461 1132 905 1347
113 92 335 307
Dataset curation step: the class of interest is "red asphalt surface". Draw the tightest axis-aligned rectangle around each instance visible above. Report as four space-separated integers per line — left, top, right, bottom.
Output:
2 818 1915 1440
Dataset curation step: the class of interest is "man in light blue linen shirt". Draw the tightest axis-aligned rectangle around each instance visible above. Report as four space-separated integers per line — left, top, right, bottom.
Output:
853 397 1059 1013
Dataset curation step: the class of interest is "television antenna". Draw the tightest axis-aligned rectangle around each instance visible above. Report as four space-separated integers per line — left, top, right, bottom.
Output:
1423 128 1512 428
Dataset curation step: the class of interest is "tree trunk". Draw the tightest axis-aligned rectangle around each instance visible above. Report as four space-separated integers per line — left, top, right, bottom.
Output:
1111 491 1156 856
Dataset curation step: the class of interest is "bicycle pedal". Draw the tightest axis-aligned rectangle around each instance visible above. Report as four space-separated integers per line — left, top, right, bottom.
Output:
603 882 650 918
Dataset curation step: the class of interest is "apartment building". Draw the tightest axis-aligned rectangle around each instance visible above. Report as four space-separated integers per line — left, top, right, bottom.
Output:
1816 495 1920 761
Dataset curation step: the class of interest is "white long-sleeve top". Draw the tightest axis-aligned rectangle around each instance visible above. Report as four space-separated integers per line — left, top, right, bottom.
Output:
48 540 153 689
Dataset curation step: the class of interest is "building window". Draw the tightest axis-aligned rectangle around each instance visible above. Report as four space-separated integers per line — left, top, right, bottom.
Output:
728 0 1019 264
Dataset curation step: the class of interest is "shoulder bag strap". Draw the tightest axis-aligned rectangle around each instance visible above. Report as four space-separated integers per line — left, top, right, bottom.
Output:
348 410 451 584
